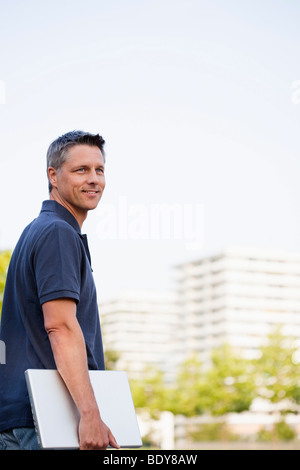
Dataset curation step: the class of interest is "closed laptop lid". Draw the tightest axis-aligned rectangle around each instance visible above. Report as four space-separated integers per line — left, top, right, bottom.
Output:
25 369 142 449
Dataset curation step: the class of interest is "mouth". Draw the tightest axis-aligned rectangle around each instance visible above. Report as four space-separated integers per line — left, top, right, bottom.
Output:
82 190 100 195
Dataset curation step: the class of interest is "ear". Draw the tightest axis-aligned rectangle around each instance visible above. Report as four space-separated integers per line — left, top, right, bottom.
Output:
48 167 58 189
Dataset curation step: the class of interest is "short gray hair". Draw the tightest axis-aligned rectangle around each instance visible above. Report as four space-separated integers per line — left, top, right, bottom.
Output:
46 130 105 192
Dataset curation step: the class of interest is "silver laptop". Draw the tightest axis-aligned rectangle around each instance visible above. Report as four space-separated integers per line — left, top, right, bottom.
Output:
25 369 142 449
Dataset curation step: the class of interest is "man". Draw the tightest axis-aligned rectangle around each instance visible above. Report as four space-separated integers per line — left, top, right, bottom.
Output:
0 130 119 450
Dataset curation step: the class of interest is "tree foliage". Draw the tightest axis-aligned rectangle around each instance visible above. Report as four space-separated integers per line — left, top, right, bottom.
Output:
104 349 120 371
254 327 300 410
167 355 207 417
129 329 300 421
165 345 256 417
0 250 11 320
201 344 256 416
130 367 168 419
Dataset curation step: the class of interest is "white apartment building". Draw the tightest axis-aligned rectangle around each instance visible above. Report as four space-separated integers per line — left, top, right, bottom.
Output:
100 246 300 381
175 245 300 364
100 289 180 382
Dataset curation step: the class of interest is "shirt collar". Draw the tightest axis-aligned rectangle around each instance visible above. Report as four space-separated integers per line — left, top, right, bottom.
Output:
40 200 82 234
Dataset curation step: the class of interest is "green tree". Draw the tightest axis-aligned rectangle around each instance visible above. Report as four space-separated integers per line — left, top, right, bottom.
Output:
0 250 11 320
254 327 300 411
167 345 256 417
130 366 168 419
202 344 256 416
258 420 296 442
104 349 120 370
167 354 206 417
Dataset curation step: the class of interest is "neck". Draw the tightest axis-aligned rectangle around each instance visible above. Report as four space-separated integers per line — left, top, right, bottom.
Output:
49 190 87 229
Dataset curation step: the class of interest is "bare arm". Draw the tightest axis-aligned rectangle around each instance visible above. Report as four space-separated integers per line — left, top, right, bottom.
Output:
42 298 119 450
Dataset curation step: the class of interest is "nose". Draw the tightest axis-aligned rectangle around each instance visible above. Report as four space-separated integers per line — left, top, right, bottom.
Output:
86 169 102 185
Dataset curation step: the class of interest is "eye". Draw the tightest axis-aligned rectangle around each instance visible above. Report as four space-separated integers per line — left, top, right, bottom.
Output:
96 168 104 174
76 168 85 173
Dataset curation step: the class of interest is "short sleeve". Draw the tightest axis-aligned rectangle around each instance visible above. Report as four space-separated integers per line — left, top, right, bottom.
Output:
33 222 82 305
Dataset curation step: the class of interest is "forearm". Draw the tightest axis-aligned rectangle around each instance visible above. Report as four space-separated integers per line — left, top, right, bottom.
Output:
42 298 119 450
47 320 99 417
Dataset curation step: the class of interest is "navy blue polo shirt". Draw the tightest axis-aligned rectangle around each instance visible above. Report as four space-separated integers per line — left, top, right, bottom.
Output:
0 200 105 432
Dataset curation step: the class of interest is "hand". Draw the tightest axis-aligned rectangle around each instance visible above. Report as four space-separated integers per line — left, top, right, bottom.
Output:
78 412 120 450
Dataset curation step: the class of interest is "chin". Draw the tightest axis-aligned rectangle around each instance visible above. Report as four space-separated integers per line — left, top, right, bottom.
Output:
86 201 101 210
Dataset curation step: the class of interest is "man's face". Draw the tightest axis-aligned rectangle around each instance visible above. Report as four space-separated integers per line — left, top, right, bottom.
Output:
49 144 106 220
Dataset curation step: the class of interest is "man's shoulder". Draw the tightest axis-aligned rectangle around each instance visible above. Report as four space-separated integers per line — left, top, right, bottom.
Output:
35 211 76 232
33 214 80 245
17 214 80 255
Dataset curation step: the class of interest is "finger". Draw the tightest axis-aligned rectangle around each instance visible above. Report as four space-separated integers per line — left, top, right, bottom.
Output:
108 430 120 449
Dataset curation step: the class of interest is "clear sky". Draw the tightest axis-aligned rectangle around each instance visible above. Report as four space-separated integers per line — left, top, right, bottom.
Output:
1 0 300 300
